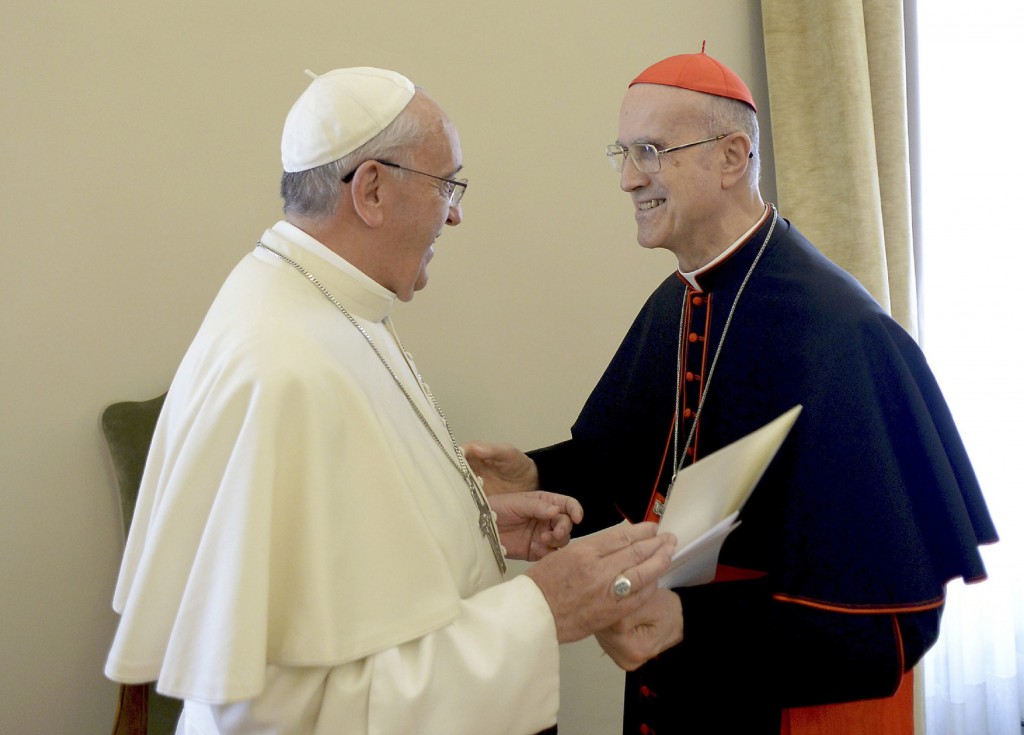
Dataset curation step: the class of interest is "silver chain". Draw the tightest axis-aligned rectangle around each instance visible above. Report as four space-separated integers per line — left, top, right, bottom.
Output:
669 206 778 493
256 241 506 575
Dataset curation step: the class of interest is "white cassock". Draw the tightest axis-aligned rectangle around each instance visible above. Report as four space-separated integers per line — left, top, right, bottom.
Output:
105 221 559 734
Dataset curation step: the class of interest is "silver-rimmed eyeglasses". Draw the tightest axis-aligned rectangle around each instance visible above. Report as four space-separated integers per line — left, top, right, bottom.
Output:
605 134 729 174
342 159 468 206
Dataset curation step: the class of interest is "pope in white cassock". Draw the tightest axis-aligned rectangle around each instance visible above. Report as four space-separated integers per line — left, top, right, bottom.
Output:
104 67 676 734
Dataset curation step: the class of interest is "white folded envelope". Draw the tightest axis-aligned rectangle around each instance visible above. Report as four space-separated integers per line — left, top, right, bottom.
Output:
658 405 802 588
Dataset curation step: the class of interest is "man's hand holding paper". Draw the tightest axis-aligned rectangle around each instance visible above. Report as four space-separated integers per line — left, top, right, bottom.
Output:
594 406 802 671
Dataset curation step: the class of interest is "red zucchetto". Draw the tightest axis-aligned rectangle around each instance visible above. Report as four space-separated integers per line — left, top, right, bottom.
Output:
630 43 757 112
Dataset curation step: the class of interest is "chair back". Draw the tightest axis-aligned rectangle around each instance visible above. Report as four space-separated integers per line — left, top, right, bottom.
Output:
101 394 183 735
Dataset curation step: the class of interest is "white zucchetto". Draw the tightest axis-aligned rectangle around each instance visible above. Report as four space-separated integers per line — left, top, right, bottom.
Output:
281 67 415 173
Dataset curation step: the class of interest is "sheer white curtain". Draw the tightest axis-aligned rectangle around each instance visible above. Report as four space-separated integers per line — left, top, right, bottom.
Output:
913 2 1024 733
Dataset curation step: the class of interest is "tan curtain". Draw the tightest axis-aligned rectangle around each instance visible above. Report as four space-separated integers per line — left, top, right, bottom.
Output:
761 0 918 338
761 2 924 731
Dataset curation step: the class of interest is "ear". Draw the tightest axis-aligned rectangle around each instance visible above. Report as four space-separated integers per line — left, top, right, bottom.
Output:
720 132 753 189
349 162 388 228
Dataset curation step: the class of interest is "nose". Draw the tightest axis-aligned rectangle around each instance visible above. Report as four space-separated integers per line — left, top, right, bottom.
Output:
446 201 463 226
619 157 649 193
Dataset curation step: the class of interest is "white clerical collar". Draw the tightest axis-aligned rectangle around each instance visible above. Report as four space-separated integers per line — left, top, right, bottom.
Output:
677 205 772 292
259 220 397 322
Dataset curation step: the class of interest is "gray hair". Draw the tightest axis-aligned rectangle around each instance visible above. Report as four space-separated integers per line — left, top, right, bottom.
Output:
280 100 426 219
702 96 761 185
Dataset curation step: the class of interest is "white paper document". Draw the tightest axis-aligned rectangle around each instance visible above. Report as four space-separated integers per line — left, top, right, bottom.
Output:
658 405 802 588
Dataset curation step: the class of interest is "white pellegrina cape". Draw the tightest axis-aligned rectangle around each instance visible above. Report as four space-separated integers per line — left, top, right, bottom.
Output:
105 222 558 734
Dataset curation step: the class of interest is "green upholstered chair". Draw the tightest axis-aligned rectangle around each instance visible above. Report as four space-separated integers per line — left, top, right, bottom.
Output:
101 393 183 735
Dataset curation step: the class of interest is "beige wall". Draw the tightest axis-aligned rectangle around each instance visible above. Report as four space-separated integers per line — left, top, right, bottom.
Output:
0 1 773 732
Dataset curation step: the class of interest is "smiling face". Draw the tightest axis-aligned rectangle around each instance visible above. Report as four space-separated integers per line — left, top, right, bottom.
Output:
383 95 464 302
616 84 728 270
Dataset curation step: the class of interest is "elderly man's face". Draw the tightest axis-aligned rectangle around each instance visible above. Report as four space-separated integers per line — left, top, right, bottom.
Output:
383 101 464 302
616 85 724 265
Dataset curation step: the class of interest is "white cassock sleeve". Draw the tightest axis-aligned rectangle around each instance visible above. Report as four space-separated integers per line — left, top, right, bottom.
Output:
180 576 560 735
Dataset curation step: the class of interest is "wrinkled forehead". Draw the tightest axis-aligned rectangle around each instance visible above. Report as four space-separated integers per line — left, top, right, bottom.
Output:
407 93 464 170
439 115 463 165
617 84 708 144
424 116 463 174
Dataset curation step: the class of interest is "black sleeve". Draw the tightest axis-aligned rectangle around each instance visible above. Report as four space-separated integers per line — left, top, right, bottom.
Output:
656 577 941 709
529 440 627 537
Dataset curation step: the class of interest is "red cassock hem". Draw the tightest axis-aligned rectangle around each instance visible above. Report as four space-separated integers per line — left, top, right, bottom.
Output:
780 669 914 735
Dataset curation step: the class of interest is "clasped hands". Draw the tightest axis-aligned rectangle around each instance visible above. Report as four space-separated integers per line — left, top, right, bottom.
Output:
463 441 684 668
